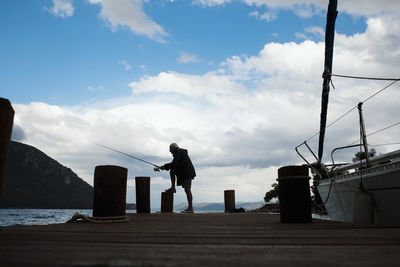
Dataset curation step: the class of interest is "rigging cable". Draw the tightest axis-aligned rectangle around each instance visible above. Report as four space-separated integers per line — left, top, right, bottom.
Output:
331 74 400 81
305 79 399 143
369 143 400 147
348 121 400 145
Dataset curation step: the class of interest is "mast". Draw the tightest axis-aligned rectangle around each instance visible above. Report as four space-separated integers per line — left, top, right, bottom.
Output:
318 0 338 160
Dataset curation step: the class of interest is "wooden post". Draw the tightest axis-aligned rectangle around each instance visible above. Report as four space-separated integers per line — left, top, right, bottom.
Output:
0 98 14 197
135 176 150 213
161 191 174 213
224 190 235 212
277 165 312 223
93 165 127 217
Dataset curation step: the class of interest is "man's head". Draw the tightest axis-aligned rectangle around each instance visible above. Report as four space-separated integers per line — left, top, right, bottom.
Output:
169 143 179 154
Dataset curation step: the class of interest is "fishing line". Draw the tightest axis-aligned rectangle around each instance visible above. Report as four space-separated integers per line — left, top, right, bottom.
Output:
94 143 161 169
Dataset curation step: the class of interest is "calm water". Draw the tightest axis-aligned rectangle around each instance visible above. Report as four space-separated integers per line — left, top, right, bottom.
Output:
0 209 330 226
0 209 94 226
0 209 219 226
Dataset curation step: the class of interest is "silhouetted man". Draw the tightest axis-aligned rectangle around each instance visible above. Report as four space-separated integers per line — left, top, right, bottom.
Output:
160 143 196 213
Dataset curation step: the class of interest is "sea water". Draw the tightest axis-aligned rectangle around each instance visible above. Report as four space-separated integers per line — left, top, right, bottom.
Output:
0 209 330 226
0 209 225 226
0 209 93 226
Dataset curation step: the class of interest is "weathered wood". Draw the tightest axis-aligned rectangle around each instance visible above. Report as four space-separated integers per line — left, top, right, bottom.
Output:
135 176 150 213
1 213 400 266
224 190 235 212
161 191 174 213
278 165 312 223
0 98 14 196
93 165 127 217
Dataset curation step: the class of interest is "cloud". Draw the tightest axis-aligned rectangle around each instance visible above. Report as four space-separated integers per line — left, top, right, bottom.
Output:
13 11 400 207
177 52 202 64
119 60 131 70
11 125 26 142
192 0 232 7
89 0 168 42
249 10 277 22
44 0 74 18
198 0 400 18
296 26 324 40
88 85 104 91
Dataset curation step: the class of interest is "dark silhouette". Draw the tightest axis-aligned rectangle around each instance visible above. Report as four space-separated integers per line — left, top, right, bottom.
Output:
160 143 196 213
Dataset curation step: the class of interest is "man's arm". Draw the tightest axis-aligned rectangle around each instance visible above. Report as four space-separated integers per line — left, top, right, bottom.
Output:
161 150 182 170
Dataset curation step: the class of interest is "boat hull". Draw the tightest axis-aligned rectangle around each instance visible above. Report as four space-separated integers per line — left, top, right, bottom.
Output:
317 160 400 224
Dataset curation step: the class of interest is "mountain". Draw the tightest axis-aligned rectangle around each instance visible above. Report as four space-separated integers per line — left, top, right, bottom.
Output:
0 141 93 209
174 201 265 212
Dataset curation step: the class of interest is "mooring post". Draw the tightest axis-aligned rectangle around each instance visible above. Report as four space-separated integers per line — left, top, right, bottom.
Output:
93 165 127 217
161 191 174 213
135 176 150 213
277 165 312 223
224 190 235 212
0 98 14 197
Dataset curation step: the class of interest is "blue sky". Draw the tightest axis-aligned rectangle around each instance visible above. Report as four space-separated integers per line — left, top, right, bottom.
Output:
1 0 400 207
1 0 366 105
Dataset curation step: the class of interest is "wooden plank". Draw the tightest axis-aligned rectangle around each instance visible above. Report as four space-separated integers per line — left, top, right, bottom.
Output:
1 213 400 266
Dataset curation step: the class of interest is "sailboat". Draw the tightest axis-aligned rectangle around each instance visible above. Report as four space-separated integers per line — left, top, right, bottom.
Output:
296 0 400 224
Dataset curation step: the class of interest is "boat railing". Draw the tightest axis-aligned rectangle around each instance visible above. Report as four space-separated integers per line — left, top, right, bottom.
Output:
295 141 329 180
332 149 400 174
329 144 362 175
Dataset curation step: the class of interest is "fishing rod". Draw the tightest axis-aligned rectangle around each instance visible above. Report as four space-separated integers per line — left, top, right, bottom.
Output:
94 143 161 171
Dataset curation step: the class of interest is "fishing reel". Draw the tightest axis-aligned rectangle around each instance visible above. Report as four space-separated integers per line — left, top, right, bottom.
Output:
154 167 160 172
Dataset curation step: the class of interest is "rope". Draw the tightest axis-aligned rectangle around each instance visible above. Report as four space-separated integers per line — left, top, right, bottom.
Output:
370 143 400 147
66 213 129 224
332 74 400 81
310 180 333 212
304 79 399 143
348 121 400 145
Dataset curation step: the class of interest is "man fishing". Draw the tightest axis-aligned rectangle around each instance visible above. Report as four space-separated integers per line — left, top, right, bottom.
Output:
159 143 196 213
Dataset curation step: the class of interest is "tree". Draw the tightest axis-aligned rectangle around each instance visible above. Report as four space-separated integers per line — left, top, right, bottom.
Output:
264 183 279 203
352 148 376 162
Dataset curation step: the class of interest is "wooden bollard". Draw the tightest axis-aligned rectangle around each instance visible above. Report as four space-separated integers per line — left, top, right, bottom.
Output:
135 176 150 213
224 190 235 212
161 191 174 213
0 98 14 196
277 165 312 223
93 165 127 217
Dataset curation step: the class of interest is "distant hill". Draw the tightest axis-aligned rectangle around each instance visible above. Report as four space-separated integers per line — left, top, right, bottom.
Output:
0 141 93 209
174 201 265 212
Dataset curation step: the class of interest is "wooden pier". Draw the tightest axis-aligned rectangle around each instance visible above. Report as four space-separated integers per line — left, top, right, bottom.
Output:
1 213 400 266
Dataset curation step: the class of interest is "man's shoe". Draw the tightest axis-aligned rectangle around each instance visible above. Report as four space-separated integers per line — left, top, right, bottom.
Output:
165 188 176 193
181 209 194 214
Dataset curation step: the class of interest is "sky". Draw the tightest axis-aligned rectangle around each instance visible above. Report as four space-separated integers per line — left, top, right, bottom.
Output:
1 0 400 208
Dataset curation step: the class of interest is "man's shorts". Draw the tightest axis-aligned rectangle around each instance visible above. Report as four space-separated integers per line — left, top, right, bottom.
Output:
181 178 192 189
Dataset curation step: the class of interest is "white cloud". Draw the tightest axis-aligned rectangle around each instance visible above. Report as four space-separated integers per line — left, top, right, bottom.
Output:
249 10 277 22
88 85 104 91
192 0 232 7
13 11 400 207
296 26 324 40
45 0 74 18
199 0 400 18
119 60 131 70
89 0 168 42
177 52 202 64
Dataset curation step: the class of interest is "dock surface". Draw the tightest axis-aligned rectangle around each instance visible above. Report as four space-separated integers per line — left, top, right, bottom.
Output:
1 213 400 266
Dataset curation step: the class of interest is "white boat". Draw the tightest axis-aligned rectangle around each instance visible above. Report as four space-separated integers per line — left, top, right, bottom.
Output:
315 150 400 224
296 0 400 224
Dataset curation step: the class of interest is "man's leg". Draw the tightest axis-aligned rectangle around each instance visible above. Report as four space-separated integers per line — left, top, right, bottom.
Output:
184 187 193 211
166 170 176 193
